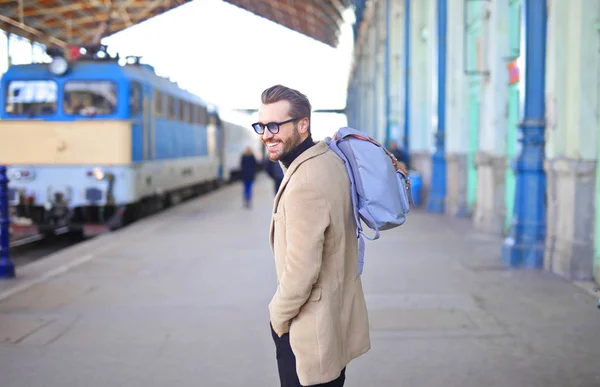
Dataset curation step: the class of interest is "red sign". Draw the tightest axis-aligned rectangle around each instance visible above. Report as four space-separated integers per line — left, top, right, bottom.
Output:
507 60 519 84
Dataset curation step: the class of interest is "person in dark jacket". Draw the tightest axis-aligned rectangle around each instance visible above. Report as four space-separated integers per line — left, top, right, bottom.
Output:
240 146 257 208
389 141 410 171
264 158 284 195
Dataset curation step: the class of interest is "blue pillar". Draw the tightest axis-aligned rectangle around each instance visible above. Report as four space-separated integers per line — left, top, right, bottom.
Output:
373 21 379 139
384 0 391 147
427 0 447 213
502 0 547 268
0 166 15 278
361 56 367 133
403 0 411 165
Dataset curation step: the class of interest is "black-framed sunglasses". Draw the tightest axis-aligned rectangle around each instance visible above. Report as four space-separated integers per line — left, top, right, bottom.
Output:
252 118 301 135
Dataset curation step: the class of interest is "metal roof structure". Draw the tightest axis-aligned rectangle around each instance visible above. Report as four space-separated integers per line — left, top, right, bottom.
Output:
0 0 192 48
0 0 353 49
222 0 351 48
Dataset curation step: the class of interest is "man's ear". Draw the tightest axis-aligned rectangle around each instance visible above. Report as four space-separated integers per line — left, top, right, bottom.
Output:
299 118 309 134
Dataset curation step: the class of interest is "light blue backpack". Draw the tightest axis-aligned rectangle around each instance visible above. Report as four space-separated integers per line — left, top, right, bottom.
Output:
325 127 413 275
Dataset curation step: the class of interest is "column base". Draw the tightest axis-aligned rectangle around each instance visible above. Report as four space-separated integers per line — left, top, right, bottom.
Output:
473 152 506 235
445 153 469 217
0 259 15 278
427 151 446 213
544 158 596 281
502 236 545 268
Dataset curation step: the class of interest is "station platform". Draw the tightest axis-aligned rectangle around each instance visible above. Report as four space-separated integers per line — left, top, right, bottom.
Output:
0 175 599 387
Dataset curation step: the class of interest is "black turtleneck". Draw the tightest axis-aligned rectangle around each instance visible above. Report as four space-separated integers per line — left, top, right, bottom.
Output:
280 136 315 169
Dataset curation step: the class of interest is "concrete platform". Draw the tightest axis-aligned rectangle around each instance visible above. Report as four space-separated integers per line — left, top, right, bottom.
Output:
0 175 599 387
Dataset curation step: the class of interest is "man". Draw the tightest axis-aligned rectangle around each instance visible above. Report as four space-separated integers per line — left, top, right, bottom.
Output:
389 141 410 171
252 85 371 387
240 146 258 208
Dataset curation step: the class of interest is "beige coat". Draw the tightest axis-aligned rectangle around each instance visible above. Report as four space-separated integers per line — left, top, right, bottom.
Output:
268 141 371 386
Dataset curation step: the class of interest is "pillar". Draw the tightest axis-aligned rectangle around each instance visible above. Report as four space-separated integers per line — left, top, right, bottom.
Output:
544 0 599 281
371 10 379 139
465 2 484 216
472 0 510 234
384 0 392 146
387 0 405 149
403 0 411 165
502 0 547 269
375 0 386 144
444 0 469 217
410 0 435 203
427 0 447 213
504 0 523 233
369 19 377 137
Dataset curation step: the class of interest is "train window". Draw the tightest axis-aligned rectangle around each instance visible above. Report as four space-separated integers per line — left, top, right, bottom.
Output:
154 90 163 117
130 82 142 115
187 103 194 124
167 95 175 120
193 105 200 124
194 105 205 125
5 80 57 116
179 100 187 122
200 106 208 125
63 81 117 116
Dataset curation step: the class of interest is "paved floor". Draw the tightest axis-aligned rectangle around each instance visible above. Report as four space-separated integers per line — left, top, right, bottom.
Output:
0 175 599 387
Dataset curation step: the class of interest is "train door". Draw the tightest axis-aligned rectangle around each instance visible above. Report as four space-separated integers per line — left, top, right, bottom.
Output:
130 81 153 162
143 85 154 161
130 81 144 162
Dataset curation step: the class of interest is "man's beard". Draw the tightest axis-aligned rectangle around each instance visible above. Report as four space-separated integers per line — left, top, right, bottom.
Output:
266 129 302 161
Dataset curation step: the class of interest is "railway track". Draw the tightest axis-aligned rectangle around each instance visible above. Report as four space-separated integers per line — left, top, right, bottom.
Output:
0 177 242 269
1 229 86 267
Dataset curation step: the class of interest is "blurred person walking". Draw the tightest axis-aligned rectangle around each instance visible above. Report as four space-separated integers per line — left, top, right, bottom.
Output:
240 146 257 209
264 158 284 195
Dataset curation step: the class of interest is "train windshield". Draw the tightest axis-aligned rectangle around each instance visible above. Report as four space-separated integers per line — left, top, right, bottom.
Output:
5 80 58 116
63 81 117 117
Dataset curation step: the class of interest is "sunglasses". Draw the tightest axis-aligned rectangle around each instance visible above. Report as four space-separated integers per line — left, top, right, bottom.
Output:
251 117 300 135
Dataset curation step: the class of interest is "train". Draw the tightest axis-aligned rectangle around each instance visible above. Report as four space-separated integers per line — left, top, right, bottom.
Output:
0 44 263 237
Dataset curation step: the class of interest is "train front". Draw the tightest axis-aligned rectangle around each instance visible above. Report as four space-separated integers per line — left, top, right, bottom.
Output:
0 49 134 237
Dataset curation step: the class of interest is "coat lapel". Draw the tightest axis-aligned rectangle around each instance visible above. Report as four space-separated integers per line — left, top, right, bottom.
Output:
268 141 329 251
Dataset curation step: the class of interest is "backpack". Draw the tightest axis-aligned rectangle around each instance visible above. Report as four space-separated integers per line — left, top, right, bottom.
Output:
325 127 413 275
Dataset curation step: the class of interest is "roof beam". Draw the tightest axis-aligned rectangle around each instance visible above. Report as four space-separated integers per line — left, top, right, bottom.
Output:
22 3 93 17
0 14 67 47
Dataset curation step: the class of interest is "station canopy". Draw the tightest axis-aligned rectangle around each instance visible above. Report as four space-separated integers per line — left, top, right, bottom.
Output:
0 0 351 49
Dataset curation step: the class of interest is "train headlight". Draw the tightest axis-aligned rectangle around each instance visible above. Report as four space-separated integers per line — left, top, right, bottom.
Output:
49 56 69 76
8 168 35 181
92 168 105 181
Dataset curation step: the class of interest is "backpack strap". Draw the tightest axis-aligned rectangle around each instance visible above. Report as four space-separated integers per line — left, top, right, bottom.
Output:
326 136 362 238
357 206 380 241
358 234 365 275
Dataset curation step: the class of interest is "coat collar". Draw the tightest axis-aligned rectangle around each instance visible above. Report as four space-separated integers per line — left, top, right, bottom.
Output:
269 141 329 250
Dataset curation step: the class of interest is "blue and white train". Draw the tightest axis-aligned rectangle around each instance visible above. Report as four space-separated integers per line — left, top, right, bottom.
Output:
0 45 263 237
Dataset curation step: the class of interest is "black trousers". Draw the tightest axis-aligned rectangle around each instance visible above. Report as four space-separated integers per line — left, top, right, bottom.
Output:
271 324 346 387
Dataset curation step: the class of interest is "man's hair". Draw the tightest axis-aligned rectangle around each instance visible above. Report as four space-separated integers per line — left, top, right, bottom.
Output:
261 84 312 133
